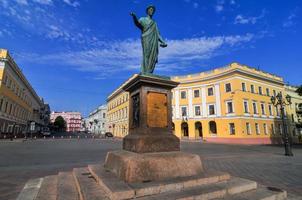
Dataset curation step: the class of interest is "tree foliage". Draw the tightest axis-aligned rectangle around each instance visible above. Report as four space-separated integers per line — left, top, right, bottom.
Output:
54 116 66 131
296 85 302 96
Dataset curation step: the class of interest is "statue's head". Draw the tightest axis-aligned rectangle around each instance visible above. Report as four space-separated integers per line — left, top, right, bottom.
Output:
146 5 155 16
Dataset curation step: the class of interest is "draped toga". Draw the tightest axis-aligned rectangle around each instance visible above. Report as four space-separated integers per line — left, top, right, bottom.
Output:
139 17 162 74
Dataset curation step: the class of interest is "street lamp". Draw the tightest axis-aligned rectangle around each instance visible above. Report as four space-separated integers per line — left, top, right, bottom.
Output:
271 92 293 156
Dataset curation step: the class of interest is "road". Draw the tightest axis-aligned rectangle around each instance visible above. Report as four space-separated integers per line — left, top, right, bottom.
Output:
0 139 301 199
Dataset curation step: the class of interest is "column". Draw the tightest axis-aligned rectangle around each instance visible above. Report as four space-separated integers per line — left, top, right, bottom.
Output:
201 87 207 117
175 89 180 119
188 88 193 118
215 84 221 116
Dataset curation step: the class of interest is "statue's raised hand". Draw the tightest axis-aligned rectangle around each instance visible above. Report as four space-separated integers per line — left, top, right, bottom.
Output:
130 12 136 17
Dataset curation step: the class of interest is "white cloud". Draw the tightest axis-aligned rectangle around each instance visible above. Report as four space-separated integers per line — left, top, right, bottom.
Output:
15 0 28 5
234 10 265 25
230 0 235 5
283 11 297 28
215 0 224 13
18 34 255 77
33 0 53 5
62 0 79 7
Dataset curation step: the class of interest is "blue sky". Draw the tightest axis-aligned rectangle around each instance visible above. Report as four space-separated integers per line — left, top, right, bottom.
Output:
0 0 301 117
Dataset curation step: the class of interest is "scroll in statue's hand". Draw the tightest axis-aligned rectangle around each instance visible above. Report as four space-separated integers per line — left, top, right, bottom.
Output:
130 12 136 17
160 43 168 48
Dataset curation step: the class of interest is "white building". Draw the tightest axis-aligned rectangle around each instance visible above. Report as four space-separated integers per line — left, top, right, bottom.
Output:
85 105 107 135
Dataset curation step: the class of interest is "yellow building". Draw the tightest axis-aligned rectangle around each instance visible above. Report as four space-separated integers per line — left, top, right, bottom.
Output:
171 62 291 144
285 85 302 142
0 49 45 135
106 63 299 144
106 75 138 137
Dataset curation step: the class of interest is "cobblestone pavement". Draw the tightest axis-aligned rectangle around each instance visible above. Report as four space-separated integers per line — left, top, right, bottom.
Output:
0 139 301 200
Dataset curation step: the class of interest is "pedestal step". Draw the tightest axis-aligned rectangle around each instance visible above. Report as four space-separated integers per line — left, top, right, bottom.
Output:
73 167 109 200
136 177 257 200
17 166 289 200
57 172 79 200
35 175 57 200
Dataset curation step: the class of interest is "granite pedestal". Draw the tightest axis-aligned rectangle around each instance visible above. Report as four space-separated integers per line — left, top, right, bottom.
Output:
104 74 203 183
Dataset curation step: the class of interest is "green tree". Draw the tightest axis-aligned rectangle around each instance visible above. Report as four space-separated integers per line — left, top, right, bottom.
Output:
296 85 302 96
54 116 66 132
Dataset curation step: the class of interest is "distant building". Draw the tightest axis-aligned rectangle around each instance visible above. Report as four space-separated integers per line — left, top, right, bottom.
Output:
85 105 107 135
106 75 136 137
0 49 48 135
285 85 302 140
50 111 82 132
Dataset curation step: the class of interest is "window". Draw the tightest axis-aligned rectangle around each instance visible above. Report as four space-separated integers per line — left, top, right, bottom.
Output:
264 124 268 135
225 83 231 92
255 123 260 135
181 91 187 99
246 123 251 135
194 89 200 98
181 107 187 117
258 86 263 95
226 101 234 113
273 90 276 96
252 102 258 114
243 100 249 113
103 113 106 118
268 105 273 116
266 88 270 96
229 123 235 135
271 124 275 135
260 103 266 115
251 85 255 93
276 107 280 116
194 106 201 116
208 104 215 115
242 82 246 91
208 87 214 96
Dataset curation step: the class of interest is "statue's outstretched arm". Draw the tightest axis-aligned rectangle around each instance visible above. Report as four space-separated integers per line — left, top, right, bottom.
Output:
130 12 143 31
158 33 167 47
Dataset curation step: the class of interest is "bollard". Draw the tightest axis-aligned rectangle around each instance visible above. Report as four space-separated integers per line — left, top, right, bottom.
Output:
85 136 87 139
44 136 46 139
53 136 55 139
14 135 17 139
69 136 72 139
61 136 63 139
78 135 80 140
4 135 6 139
34 136 36 140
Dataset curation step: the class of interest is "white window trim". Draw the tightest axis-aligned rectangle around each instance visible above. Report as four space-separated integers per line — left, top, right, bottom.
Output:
180 90 187 99
241 82 246 91
268 104 274 116
207 87 214 96
243 100 249 115
180 106 188 117
260 102 266 116
255 123 260 135
225 83 232 92
225 100 235 116
194 105 202 117
246 122 252 135
208 104 216 117
193 89 200 98
264 123 268 135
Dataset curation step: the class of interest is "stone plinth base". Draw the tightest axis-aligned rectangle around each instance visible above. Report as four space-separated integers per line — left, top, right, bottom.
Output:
104 150 203 183
123 134 180 153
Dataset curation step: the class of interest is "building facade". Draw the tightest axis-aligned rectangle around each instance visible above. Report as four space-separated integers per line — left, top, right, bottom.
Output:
85 105 107 135
0 49 47 135
106 75 137 137
50 111 82 132
106 63 300 144
285 85 302 141
171 62 292 144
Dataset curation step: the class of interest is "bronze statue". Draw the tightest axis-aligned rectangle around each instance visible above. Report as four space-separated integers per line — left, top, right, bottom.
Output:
130 5 167 74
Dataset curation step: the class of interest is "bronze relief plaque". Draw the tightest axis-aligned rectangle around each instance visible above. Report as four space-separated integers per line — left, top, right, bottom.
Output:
147 92 168 128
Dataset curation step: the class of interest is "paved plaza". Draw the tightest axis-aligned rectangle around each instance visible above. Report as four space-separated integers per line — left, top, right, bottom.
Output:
0 139 301 200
